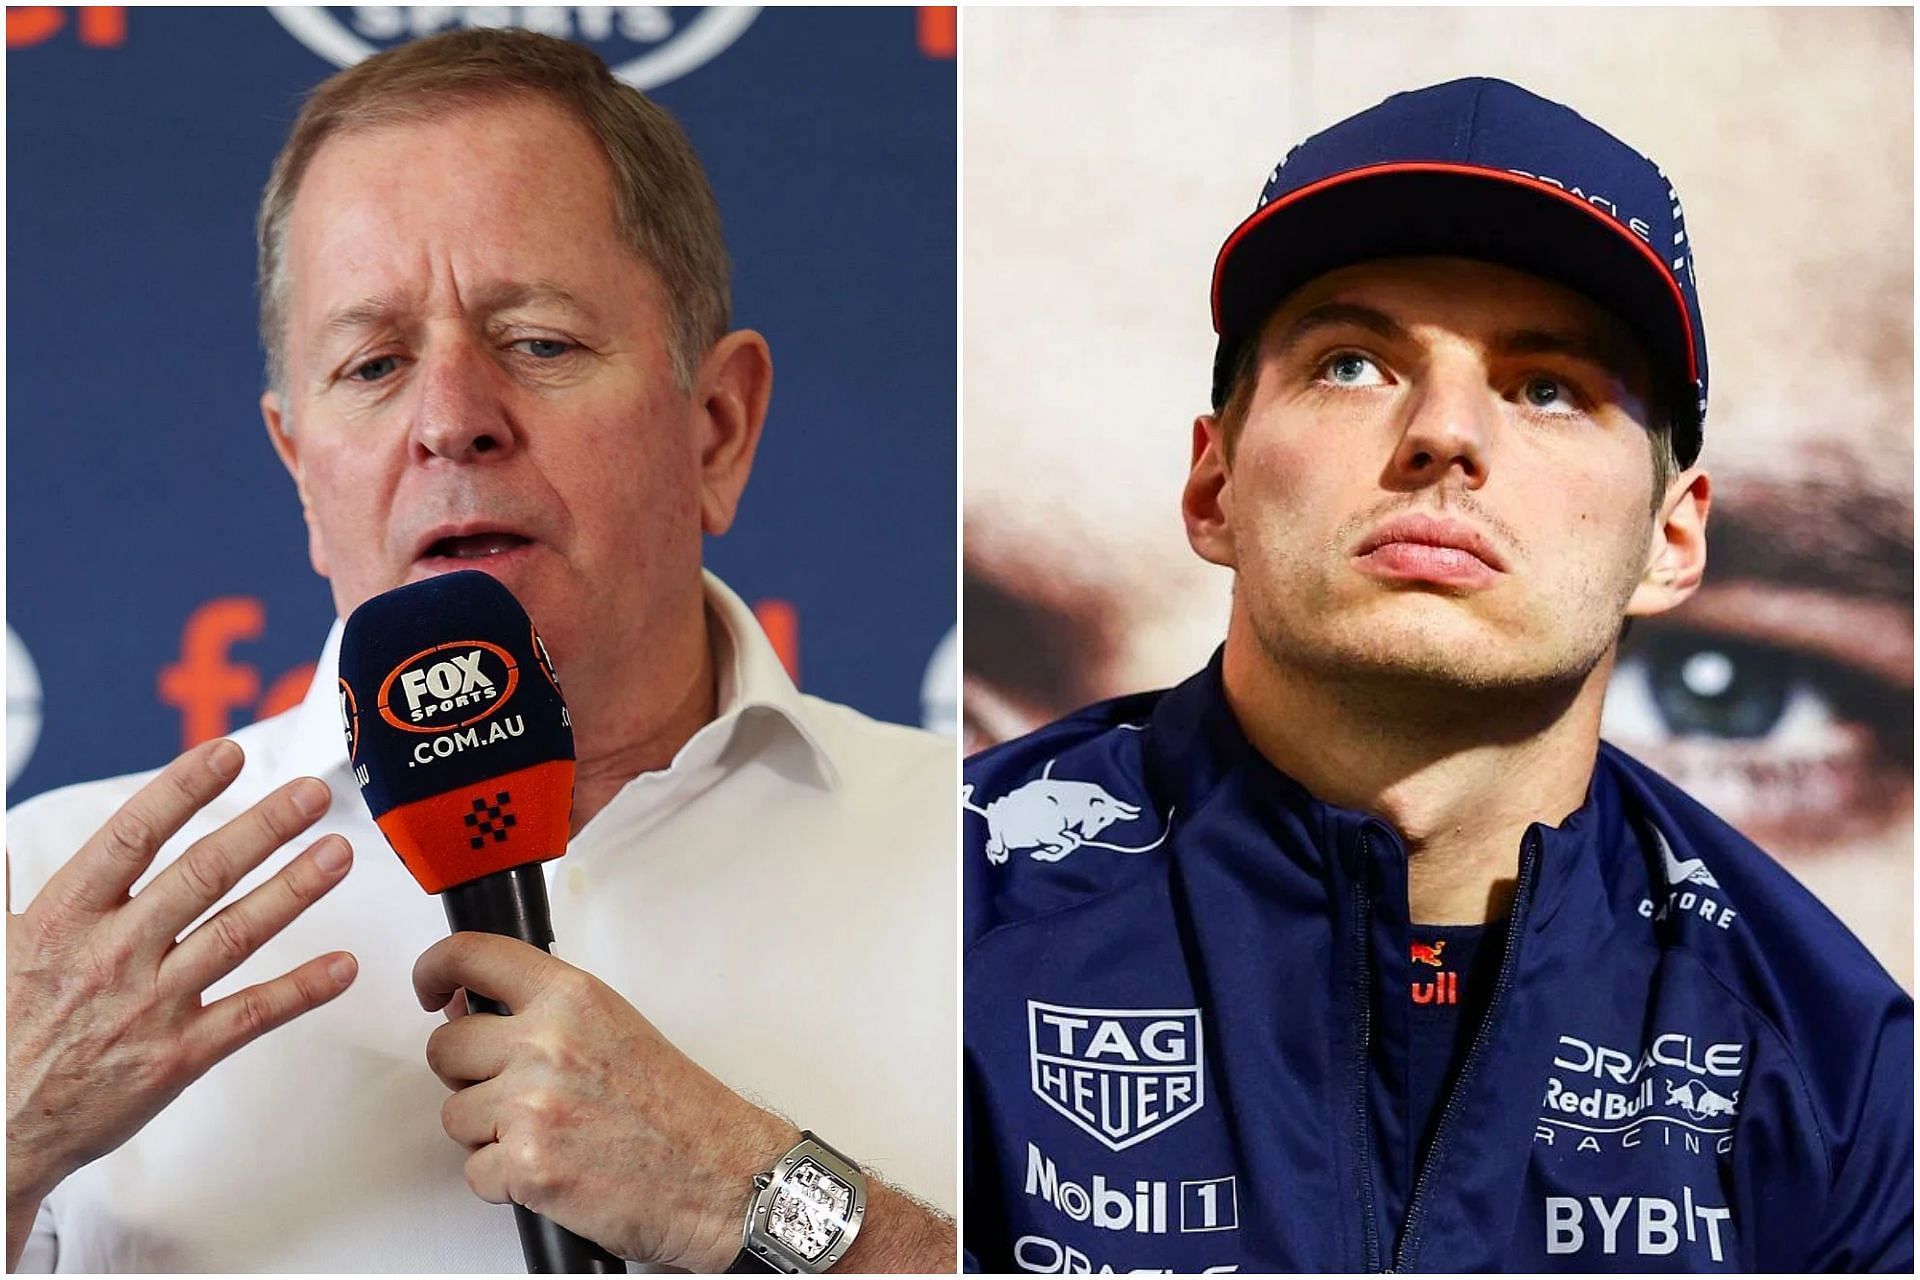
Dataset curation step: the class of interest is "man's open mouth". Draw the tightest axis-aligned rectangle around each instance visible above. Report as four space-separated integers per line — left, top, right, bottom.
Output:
421 532 533 560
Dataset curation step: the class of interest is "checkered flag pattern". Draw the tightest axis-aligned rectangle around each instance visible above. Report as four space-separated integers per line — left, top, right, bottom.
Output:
463 791 517 850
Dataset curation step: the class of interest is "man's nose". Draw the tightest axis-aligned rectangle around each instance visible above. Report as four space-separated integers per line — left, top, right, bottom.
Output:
408 339 518 463
1385 361 1494 491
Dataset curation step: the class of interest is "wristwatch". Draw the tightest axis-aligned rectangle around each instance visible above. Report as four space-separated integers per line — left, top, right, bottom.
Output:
728 1131 869 1273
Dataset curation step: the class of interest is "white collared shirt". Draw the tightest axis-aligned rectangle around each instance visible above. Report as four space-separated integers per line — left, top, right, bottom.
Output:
7 572 956 1272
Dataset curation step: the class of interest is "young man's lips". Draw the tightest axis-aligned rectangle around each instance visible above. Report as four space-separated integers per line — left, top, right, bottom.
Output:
1354 540 1501 587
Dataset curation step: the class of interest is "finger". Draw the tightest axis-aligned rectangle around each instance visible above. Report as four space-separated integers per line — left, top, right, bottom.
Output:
162 835 353 995
440 1076 510 1148
129 775 331 941
463 1142 512 1205
413 932 562 1015
36 740 245 921
444 987 471 1022
181 950 358 1075
425 1009 513 1088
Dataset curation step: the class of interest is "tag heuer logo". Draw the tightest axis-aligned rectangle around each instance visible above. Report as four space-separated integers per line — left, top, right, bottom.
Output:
1028 1001 1205 1151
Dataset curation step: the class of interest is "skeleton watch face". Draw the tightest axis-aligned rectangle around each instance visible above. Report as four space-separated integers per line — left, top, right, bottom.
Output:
765 1159 856 1262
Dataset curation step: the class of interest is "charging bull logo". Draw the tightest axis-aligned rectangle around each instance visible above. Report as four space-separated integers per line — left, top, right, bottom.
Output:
1029 1001 1205 1151
1664 1079 1738 1121
1411 940 1446 967
962 761 1174 865
377 640 519 734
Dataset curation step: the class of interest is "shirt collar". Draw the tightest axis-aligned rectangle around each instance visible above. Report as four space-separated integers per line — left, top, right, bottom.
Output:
281 569 841 790
699 569 842 790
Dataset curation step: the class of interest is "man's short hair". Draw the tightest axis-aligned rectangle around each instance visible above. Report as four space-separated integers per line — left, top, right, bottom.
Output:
257 27 730 399
1213 305 1684 516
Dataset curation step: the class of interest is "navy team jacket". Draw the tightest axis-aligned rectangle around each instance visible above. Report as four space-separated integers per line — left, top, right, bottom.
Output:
963 657 1913 1273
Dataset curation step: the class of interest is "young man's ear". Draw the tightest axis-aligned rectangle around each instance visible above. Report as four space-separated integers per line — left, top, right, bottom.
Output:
690 330 773 537
1625 468 1711 619
261 391 328 578
1182 414 1237 569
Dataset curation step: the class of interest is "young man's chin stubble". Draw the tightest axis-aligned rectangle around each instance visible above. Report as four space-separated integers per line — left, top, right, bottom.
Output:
1240 579 1637 734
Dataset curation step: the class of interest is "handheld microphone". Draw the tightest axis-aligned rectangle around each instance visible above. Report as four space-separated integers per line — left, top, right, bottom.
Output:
339 570 624 1274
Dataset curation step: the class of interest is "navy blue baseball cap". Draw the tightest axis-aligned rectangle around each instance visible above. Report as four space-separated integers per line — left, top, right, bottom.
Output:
1211 78 1707 466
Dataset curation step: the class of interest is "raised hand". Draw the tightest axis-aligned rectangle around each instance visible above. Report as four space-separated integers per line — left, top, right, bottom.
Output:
6 739 358 1269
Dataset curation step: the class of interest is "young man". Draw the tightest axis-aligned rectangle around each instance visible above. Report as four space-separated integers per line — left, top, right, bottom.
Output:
963 78 1912 1273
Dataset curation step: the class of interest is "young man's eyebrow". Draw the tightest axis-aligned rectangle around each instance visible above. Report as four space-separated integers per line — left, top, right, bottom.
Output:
1269 302 1412 360
1498 327 1640 380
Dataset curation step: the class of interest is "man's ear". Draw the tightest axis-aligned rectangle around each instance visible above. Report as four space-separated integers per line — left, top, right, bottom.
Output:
1182 414 1236 569
1626 468 1711 619
261 390 328 578
690 330 773 537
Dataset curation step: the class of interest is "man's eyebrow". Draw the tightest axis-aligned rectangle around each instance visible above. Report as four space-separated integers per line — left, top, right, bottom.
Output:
1497 327 1640 381
321 293 408 340
1270 302 1411 359
1710 481 1913 606
467 280 600 322
1268 304 1643 383
319 282 598 339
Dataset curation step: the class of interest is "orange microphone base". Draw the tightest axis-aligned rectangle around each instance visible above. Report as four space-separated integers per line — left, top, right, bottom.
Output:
375 759 576 895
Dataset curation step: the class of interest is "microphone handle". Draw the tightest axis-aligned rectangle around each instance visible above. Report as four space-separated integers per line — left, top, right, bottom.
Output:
444 865 626 1274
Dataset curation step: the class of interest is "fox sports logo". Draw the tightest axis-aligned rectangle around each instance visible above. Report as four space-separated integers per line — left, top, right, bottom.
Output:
269 7 760 90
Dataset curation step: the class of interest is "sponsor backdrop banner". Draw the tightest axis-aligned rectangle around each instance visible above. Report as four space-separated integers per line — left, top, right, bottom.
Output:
7 7 958 804
962 8 1913 986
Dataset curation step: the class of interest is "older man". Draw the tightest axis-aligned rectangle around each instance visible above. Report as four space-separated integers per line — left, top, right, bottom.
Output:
8 30 954 1273
963 78 1911 1272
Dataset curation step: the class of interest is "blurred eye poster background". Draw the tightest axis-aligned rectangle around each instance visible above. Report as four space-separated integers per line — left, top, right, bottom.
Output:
962 8 1912 986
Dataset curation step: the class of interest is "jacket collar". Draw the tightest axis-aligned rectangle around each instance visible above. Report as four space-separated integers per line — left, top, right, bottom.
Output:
1143 648 1604 918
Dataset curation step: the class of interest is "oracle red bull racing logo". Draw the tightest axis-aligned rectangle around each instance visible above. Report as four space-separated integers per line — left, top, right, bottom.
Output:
1536 1031 1746 1159
1029 1002 1205 1152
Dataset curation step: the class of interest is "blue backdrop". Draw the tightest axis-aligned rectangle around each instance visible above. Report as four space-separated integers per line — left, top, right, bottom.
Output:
6 6 957 802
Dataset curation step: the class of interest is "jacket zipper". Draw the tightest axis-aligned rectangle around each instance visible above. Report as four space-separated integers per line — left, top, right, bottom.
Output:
1387 831 1543 1272
1352 833 1382 1272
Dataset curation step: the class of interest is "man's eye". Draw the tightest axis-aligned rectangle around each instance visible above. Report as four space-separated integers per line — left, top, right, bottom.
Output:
1602 626 1911 847
349 355 400 382
1519 375 1576 413
1619 636 1795 741
512 338 574 359
1322 352 1385 387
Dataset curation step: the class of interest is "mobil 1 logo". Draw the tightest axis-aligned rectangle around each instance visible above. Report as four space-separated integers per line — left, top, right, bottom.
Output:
1024 1142 1238 1235
1028 1001 1204 1151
